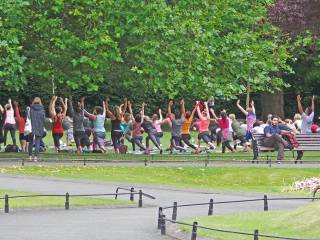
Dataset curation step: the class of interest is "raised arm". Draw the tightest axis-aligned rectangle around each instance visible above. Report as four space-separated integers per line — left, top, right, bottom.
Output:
190 106 197 119
49 96 57 118
60 97 68 118
158 109 163 122
121 97 128 115
105 97 116 120
297 95 303 114
128 101 134 120
180 99 186 121
209 108 218 120
196 103 205 121
14 101 21 119
251 100 256 114
312 95 315 113
84 109 96 120
102 100 106 116
168 100 173 119
236 100 248 116
140 102 145 123
0 104 3 113
204 101 210 120
8 98 13 108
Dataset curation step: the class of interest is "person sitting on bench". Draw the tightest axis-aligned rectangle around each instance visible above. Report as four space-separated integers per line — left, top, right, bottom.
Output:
263 116 291 163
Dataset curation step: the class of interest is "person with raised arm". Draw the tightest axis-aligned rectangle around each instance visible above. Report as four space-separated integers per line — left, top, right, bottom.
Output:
181 106 198 152
151 108 170 148
297 95 315 134
210 108 234 153
168 100 186 153
130 102 147 152
69 97 91 153
3 99 17 146
49 96 68 152
106 97 127 153
141 104 163 154
236 100 256 141
84 100 107 153
13 101 27 152
196 101 216 151
296 95 315 161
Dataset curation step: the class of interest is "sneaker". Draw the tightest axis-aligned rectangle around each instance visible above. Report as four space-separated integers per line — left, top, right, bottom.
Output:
29 156 33 161
33 156 38 162
277 161 281 164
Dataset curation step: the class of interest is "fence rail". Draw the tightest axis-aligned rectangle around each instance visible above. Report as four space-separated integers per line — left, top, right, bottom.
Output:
158 195 320 240
1 187 155 213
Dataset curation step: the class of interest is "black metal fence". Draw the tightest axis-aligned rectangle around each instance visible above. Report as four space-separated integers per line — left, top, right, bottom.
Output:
1 187 155 213
157 195 320 240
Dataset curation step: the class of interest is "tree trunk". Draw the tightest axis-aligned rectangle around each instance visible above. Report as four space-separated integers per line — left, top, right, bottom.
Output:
260 91 284 120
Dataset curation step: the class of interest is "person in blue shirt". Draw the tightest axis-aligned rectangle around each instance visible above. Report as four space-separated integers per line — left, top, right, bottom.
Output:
263 116 291 162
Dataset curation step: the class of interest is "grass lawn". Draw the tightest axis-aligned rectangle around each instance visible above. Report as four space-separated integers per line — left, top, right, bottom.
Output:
1 130 320 161
0 189 132 209
0 166 319 195
180 201 320 239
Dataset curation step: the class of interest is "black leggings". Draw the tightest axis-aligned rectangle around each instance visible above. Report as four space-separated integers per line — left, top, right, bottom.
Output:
111 131 122 151
181 134 197 150
52 133 63 149
132 136 145 151
146 130 161 150
222 141 233 153
3 124 16 146
170 136 185 151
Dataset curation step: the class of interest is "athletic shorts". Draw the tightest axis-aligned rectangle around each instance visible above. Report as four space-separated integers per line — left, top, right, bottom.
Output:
19 133 27 141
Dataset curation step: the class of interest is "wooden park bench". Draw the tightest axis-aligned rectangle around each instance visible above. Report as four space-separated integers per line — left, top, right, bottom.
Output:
252 133 320 163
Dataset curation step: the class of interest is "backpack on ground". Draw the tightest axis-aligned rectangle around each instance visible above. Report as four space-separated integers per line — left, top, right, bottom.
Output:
5 144 19 153
119 144 128 154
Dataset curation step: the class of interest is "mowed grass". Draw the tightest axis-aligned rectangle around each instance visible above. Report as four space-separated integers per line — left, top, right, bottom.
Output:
180 201 320 239
0 166 319 194
0 189 132 209
2 130 320 161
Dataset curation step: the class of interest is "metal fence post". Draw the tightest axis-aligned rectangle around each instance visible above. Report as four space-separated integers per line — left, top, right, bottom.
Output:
158 207 163 229
139 190 143 207
130 187 134 201
160 214 166 235
191 222 198 240
172 202 177 221
65 192 69 210
263 194 268 211
4 194 9 213
254 229 259 240
208 198 213 215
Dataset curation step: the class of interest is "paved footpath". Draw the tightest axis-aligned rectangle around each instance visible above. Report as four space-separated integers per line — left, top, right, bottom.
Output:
0 174 311 240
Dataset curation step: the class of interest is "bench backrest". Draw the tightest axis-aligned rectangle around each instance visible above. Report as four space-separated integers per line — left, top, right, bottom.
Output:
253 133 320 150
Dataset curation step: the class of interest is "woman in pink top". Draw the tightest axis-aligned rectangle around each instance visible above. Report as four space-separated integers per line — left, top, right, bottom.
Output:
210 109 235 153
152 109 170 147
196 101 215 150
3 99 17 146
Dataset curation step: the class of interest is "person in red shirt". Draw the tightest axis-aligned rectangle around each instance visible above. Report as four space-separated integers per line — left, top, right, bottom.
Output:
210 108 235 153
13 101 27 152
49 96 68 152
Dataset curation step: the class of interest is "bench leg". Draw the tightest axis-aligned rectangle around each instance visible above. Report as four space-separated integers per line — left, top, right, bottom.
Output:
252 140 258 163
295 151 303 164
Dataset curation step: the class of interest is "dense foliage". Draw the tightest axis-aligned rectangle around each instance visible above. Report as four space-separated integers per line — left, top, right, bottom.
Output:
0 0 319 117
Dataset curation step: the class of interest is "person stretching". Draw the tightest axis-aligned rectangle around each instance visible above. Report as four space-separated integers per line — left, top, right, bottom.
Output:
181 106 198 152
210 108 234 153
196 101 216 151
168 100 186 153
49 96 68 152
236 100 256 141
